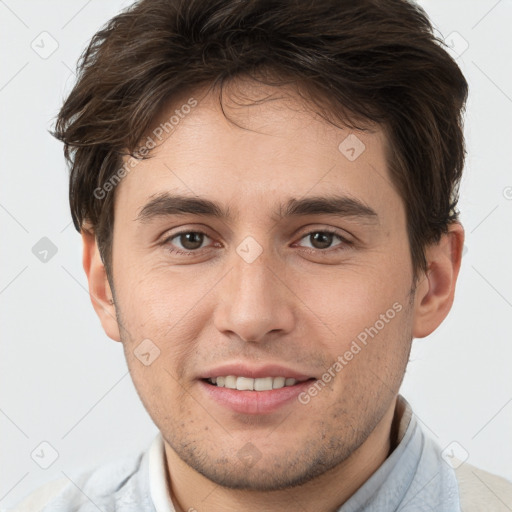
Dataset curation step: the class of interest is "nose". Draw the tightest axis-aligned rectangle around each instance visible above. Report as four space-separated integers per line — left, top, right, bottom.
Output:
213 246 295 343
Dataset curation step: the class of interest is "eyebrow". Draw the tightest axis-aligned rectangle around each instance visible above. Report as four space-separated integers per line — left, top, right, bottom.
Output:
135 192 379 225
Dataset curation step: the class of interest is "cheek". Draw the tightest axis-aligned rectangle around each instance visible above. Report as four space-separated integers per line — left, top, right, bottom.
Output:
114 259 205 332
122 353 190 429
114 263 214 380
297 259 410 350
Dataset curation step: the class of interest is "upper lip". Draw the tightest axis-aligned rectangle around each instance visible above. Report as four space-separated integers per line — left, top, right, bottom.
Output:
199 363 315 381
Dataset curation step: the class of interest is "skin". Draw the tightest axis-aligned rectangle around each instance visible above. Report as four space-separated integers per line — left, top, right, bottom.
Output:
82 78 464 512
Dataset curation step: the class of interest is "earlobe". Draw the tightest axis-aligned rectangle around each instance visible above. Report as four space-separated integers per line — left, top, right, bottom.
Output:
81 227 121 342
412 222 465 339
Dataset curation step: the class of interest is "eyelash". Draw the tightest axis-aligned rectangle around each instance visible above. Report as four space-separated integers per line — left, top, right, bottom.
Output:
161 228 352 256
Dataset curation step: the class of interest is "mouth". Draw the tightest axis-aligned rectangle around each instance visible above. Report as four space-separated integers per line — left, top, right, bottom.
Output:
199 369 317 414
198 363 318 414
203 375 314 391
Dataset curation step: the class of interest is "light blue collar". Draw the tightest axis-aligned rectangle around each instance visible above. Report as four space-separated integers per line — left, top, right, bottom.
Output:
336 396 461 511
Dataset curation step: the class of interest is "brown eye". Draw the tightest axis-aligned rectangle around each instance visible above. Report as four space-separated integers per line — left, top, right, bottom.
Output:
178 232 205 250
308 232 335 250
163 230 212 254
297 230 348 252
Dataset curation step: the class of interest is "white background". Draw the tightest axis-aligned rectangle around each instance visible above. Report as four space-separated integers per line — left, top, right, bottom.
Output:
1 0 511 508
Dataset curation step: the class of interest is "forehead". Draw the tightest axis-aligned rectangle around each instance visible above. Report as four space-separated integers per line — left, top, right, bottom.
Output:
114 81 401 227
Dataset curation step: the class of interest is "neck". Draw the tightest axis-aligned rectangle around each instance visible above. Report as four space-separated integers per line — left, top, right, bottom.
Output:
164 396 400 512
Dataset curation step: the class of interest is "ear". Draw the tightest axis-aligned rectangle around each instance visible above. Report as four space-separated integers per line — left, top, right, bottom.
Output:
81 226 121 342
412 222 465 339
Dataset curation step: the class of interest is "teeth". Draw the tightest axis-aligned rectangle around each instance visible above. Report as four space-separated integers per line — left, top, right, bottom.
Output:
254 377 273 391
224 376 237 389
236 377 254 391
209 376 298 391
273 377 285 389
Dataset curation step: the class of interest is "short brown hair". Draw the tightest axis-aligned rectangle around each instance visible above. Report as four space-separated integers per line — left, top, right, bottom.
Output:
53 0 468 285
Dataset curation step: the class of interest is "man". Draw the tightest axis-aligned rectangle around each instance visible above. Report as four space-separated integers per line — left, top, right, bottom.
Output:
9 0 512 510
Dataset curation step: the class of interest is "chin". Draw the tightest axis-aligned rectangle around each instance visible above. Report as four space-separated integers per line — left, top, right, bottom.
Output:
177 444 350 492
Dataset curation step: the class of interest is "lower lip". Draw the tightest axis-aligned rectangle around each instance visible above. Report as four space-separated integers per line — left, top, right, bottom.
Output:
199 379 314 414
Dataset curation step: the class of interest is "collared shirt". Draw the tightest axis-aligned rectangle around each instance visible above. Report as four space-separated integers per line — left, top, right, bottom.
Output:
6 394 512 511
338 395 460 511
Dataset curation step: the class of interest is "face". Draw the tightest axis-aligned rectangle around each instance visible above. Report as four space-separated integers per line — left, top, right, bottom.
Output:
108 80 418 491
